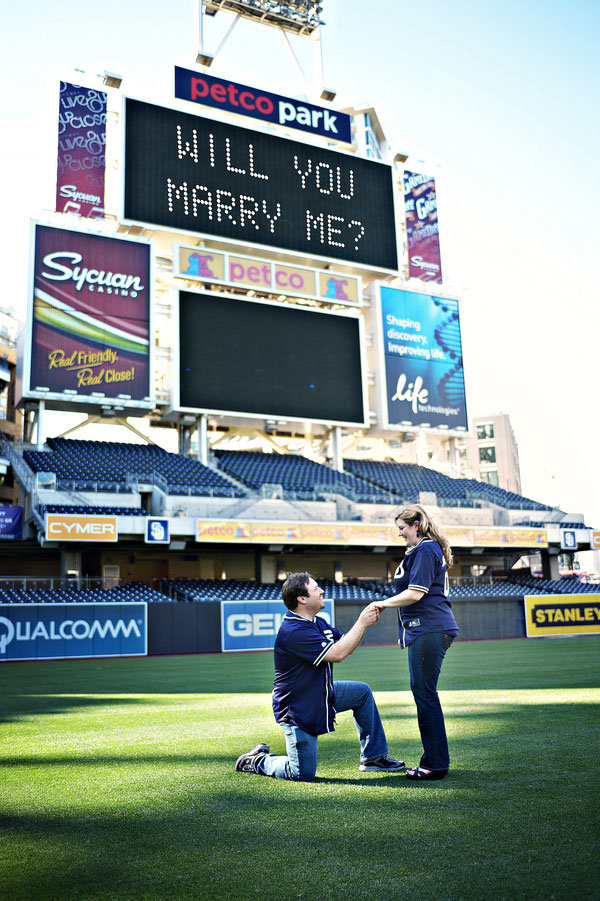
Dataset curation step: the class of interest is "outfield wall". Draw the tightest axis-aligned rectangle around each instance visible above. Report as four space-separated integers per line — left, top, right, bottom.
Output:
333 598 525 645
145 597 525 655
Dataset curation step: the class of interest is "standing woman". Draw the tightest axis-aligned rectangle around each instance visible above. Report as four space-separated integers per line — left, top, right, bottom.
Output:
373 504 458 781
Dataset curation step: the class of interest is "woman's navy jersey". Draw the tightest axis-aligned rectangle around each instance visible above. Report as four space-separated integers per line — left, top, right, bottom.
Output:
392 539 459 648
272 611 343 736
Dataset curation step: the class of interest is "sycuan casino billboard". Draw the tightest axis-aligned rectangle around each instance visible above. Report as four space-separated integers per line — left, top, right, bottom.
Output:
378 285 467 431
23 223 152 411
124 99 398 271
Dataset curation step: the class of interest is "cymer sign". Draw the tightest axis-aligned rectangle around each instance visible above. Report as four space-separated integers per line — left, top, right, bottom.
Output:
124 99 398 270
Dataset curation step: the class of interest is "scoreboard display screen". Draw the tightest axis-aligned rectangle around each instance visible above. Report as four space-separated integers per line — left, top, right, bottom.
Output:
177 291 366 425
124 99 398 271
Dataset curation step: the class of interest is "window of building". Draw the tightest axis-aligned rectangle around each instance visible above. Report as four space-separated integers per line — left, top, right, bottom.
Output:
480 469 499 486
363 114 382 160
477 423 494 440
479 446 496 464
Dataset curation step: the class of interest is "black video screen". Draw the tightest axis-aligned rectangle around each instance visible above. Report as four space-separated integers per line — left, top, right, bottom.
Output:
178 291 366 424
125 98 398 270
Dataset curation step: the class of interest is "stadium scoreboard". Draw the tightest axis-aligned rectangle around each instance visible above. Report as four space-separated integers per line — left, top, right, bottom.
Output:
176 290 368 426
124 98 398 271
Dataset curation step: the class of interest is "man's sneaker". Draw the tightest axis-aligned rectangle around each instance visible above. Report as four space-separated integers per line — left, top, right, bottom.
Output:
359 754 405 772
235 743 270 774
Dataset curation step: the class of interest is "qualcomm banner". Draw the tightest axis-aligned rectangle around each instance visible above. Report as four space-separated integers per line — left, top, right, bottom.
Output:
221 600 335 652
0 603 147 662
379 285 467 431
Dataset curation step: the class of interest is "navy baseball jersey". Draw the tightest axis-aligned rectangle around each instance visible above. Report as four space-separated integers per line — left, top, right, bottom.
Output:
392 539 459 647
272 611 343 736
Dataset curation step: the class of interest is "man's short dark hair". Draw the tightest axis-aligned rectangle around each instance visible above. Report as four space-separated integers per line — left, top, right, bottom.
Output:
281 572 312 611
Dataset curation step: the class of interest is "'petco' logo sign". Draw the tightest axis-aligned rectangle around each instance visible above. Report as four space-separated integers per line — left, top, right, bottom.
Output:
175 67 352 144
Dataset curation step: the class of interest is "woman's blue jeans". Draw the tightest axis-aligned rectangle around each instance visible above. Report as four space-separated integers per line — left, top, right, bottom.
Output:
408 631 455 771
259 680 388 781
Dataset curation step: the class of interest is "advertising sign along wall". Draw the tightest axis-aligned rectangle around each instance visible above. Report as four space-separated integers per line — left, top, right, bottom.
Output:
221 600 335 652
27 224 151 406
524 594 600 637
379 285 467 431
45 514 118 542
0 603 147 661
0 507 23 541
56 82 107 219
175 67 353 143
124 99 398 270
404 170 442 284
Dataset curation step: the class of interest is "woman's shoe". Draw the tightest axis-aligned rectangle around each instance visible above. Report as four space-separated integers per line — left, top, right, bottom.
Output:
405 765 448 781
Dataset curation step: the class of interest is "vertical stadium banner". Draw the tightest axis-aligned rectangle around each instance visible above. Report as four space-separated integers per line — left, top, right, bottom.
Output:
56 82 107 219
379 285 467 430
221 600 335 652
27 224 152 405
0 506 23 541
0 603 147 662
404 171 442 283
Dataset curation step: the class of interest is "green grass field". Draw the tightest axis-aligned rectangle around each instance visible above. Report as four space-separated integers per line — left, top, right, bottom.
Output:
1 637 599 900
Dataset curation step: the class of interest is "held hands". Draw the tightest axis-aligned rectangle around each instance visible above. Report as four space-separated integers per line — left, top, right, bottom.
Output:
359 604 380 627
370 600 387 610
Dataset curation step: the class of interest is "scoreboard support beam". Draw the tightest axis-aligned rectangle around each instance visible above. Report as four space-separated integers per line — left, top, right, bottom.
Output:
331 425 343 473
197 413 209 466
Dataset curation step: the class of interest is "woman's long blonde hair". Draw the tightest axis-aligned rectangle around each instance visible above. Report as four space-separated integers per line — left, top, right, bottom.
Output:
394 504 453 567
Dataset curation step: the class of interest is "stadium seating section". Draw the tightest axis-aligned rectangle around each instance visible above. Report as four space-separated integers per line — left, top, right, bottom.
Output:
213 449 392 501
38 505 149 516
21 440 556 512
2 576 593 605
23 438 244 497
0 583 168 605
343 458 552 510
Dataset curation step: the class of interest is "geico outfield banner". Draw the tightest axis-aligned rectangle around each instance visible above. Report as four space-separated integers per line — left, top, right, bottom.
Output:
379 285 467 430
404 170 442 283
56 81 107 219
524 594 600 637
28 224 151 404
45 514 118 542
0 603 147 661
175 67 352 144
222 600 335 652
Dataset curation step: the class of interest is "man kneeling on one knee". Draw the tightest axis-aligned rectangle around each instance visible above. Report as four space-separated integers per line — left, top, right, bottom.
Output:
235 571 404 781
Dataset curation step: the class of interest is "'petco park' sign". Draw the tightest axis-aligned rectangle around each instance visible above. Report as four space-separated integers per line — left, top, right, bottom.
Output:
175 67 352 144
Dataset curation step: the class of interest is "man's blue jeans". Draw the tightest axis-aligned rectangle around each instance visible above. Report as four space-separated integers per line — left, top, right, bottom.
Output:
408 631 455 771
259 680 388 781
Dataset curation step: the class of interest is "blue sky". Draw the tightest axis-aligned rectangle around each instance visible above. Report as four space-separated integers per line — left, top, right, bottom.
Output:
3 0 599 527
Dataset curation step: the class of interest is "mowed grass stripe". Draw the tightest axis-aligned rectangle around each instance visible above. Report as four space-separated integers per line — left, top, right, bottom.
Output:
0 637 598 900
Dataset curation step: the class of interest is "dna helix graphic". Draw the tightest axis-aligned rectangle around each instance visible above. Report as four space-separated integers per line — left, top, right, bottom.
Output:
432 297 464 408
